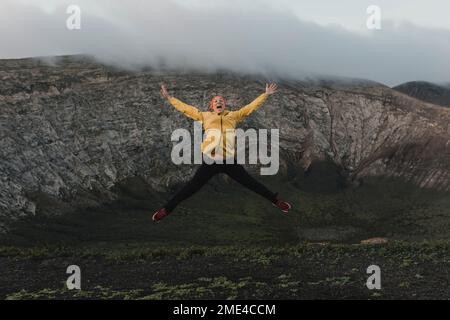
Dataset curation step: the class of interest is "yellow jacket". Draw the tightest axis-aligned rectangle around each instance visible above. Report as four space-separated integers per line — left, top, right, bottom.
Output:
168 93 269 159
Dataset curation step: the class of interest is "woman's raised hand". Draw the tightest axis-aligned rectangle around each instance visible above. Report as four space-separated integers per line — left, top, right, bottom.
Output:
265 83 278 95
160 84 171 100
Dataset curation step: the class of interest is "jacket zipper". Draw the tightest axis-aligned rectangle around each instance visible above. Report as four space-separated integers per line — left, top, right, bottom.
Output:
220 114 226 157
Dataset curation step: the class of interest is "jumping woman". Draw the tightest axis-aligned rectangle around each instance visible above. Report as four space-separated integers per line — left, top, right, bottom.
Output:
152 83 292 222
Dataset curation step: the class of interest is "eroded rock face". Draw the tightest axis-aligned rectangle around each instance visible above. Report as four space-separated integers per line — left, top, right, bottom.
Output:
1 56 449 230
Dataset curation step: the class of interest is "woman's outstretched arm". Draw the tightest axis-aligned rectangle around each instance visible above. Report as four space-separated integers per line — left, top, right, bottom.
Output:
232 83 278 122
160 84 203 122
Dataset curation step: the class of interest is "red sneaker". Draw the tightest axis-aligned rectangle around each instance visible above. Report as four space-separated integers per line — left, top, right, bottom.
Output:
272 199 292 213
152 208 170 222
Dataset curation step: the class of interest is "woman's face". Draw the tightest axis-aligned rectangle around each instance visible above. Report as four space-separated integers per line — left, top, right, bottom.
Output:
210 96 226 113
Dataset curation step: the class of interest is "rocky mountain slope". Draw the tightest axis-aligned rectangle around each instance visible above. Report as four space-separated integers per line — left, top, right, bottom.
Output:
1 56 449 236
393 81 450 108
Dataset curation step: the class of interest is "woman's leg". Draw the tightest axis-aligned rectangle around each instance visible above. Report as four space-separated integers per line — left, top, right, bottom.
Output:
164 164 217 212
223 164 277 202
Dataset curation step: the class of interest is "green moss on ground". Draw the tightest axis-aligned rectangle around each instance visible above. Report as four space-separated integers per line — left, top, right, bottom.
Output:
1 241 449 300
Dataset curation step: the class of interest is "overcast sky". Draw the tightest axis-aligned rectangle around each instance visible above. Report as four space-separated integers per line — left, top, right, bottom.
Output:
1 0 450 86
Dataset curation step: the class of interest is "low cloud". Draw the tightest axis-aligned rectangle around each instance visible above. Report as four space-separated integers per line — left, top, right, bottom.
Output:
1 0 450 86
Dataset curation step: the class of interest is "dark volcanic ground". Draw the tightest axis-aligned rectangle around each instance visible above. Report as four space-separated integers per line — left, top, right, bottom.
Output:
0 168 449 300
1 243 449 300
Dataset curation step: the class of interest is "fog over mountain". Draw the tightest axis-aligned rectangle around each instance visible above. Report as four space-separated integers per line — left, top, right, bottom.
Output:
1 0 450 86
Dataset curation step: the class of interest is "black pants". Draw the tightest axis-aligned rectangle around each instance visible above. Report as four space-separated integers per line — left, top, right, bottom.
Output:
164 162 277 212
